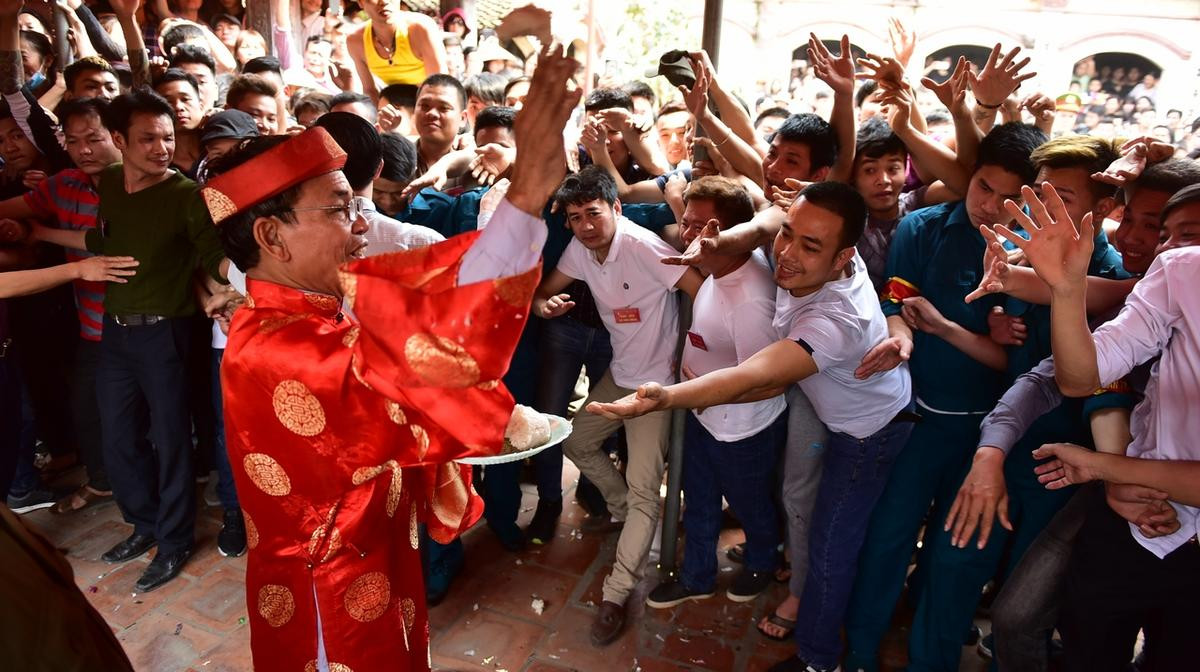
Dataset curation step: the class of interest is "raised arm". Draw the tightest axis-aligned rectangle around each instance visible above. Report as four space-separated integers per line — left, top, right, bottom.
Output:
689 50 762 155
968 44 1036 136
109 0 148 88
808 34 856 183
71 0 126 60
679 67 763 185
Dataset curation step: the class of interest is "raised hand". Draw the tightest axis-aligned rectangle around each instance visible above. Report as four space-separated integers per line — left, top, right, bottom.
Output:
921 56 970 116
678 58 711 120
944 448 1012 549
508 42 583 215
76 255 139 283
771 177 811 212
878 85 913 132
887 17 916 68
969 44 1036 108
107 0 140 19
965 225 1012 303
378 104 403 133
808 33 855 97
586 382 669 420
539 293 575 319
1019 92 1056 124
855 52 906 88
1091 137 1176 187
661 223 722 268
398 165 448 205
596 107 635 134
993 183 1093 292
855 334 912 379
579 117 607 155
469 143 515 186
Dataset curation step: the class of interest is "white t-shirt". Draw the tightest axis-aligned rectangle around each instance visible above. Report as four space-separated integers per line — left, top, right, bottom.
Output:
683 250 786 441
556 216 688 387
772 252 911 438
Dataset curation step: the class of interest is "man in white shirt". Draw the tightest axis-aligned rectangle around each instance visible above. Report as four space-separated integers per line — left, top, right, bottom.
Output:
589 182 914 672
641 177 786 610
533 166 703 646
995 182 1200 672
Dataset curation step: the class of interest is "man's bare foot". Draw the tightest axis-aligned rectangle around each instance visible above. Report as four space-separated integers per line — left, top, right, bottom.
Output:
757 594 800 640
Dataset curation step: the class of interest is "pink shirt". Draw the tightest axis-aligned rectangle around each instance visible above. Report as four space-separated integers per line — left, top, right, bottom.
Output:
1092 247 1200 557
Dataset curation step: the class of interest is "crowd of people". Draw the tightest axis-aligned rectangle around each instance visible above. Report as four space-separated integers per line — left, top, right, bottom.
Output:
0 1 1198 672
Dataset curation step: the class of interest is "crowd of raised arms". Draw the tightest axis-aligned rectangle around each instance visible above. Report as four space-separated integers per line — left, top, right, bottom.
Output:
0 2 1197 671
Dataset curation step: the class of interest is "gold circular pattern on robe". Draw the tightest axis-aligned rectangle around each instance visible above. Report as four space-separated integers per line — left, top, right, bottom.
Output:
410 424 429 460
493 272 538 307
304 293 340 312
432 463 470 528
344 572 391 622
401 597 416 637
342 326 360 348
272 380 326 437
337 270 358 311
257 584 295 627
244 511 259 549
243 453 292 496
404 333 480 387
385 400 406 425
306 664 353 672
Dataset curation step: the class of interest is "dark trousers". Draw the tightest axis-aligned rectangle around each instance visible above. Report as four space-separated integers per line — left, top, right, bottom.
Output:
1059 490 1200 672
211 348 238 510
991 483 1099 672
188 317 215 473
0 346 20 497
680 413 784 591
72 339 109 491
795 411 917 669
97 316 195 554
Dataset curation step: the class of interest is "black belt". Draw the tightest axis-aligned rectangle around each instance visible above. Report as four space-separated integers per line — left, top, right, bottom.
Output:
111 314 168 327
889 410 922 426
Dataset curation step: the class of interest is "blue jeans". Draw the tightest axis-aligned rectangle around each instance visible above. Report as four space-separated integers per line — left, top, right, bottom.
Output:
211 348 239 510
794 409 917 669
680 413 784 591
533 316 612 500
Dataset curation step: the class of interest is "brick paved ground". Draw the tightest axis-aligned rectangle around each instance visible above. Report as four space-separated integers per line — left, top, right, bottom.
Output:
23 463 991 672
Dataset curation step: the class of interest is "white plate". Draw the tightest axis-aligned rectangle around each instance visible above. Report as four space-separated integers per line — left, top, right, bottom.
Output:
455 414 573 465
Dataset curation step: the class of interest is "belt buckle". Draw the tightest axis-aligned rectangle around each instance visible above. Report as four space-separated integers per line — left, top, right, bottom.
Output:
113 315 128 327
0 337 10 358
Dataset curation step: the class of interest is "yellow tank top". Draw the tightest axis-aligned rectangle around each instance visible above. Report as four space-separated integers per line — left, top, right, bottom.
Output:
363 20 426 86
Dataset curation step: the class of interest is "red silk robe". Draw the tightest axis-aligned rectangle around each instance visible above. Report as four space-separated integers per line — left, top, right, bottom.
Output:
221 231 539 672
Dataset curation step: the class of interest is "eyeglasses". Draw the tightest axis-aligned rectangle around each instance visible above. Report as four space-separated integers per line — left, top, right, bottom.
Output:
287 196 368 224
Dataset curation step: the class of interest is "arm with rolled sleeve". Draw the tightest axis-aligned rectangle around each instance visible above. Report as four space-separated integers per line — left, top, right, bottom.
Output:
977 355 1064 456
458 199 547 285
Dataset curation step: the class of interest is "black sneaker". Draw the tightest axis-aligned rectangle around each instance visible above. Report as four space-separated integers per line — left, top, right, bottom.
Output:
217 509 247 558
526 498 563 545
727 569 772 602
645 580 714 609
7 488 57 514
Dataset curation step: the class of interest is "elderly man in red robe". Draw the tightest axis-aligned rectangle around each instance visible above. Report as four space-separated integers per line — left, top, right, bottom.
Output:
200 45 582 672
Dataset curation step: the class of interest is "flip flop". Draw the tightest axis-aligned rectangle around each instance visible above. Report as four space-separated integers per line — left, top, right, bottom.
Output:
51 485 111 515
757 612 797 641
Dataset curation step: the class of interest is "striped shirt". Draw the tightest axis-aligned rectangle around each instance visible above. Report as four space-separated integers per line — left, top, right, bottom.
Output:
24 169 104 341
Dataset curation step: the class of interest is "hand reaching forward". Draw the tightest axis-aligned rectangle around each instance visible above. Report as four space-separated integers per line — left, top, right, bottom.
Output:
921 56 970 117
771 177 811 212
1031 442 1103 489
469 143 515 186
855 334 912 379
808 33 855 97
587 383 669 420
538 293 575 319
75 255 139 283
887 17 916 68
855 52 906 88
964 225 1012 303
1091 136 1176 187
992 183 1094 292
969 44 1036 108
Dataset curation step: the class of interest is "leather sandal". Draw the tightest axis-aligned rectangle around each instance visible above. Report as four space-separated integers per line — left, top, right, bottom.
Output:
51 485 111 514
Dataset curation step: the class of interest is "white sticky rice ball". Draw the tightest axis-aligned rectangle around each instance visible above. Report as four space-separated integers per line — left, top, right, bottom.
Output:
504 404 551 452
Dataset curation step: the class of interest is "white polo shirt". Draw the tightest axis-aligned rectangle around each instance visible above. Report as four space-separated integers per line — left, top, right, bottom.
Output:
683 250 786 441
773 251 911 439
556 216 688 387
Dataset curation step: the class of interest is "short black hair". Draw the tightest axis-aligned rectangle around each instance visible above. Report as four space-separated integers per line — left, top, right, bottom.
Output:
474 106 515 136
925 110 951 126
57 97 111 129
463 73 507 106
161 23 205 55
855 80 878 109
975 122 1048 185
754 106 790 128
380 83 418 109
225 74 277 109
553 166 618 211
855 117 907 161
1160 182 1200 225
797 181 868 249
584 88 633 114
63 56 115 92
1133 158 1200 198
153 68 200 97
292 91 331 119
314 112 381 191
379 132 417 183
103 88 174 136
243 56 282 77
207 135 303 271
169 44 216 76
418 74 467 109
774 113 838 170
620 80 655 107
330 91 377 122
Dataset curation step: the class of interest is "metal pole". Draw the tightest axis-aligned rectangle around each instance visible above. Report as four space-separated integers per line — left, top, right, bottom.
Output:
701 0 723 69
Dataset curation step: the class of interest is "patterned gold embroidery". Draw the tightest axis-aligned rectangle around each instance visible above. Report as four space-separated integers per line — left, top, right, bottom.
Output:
243 453 291 496
342 326 360 348
307 518 342 563
244 511 259 549
352 460 402 517
410 425 429 460
272 380 326 437
257 584 295 627
303 293 340 312
493 272 538 307
201 186 237 223
350 353 374 391
258 313 311 334
477 379 499 391
431 463 469 528
404 333 480 387
385 400 406 425
344 572 391 622
400 597 416 638
409 501 419 550
338 270 358 311
307 662 354 672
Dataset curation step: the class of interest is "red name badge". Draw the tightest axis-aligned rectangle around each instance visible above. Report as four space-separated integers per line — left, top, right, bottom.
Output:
687 331 708 351
613 307 641 324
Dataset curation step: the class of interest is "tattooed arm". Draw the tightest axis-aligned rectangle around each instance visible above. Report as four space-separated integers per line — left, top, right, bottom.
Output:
110 0 149 88
0 0 22 96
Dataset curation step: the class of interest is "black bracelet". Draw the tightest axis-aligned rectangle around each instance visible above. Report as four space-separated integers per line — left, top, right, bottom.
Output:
976 100 1003 110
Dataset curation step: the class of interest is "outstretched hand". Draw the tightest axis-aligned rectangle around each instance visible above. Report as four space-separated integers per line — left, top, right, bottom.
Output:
1031 442 1103 489
855 52 906 88
965 225 1012 303
75 255 139 283
921 56 969 117
969 44 1036 108
808 33 855 97
991 183 1093 292
586 383 669 420
1091 137 1176 187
